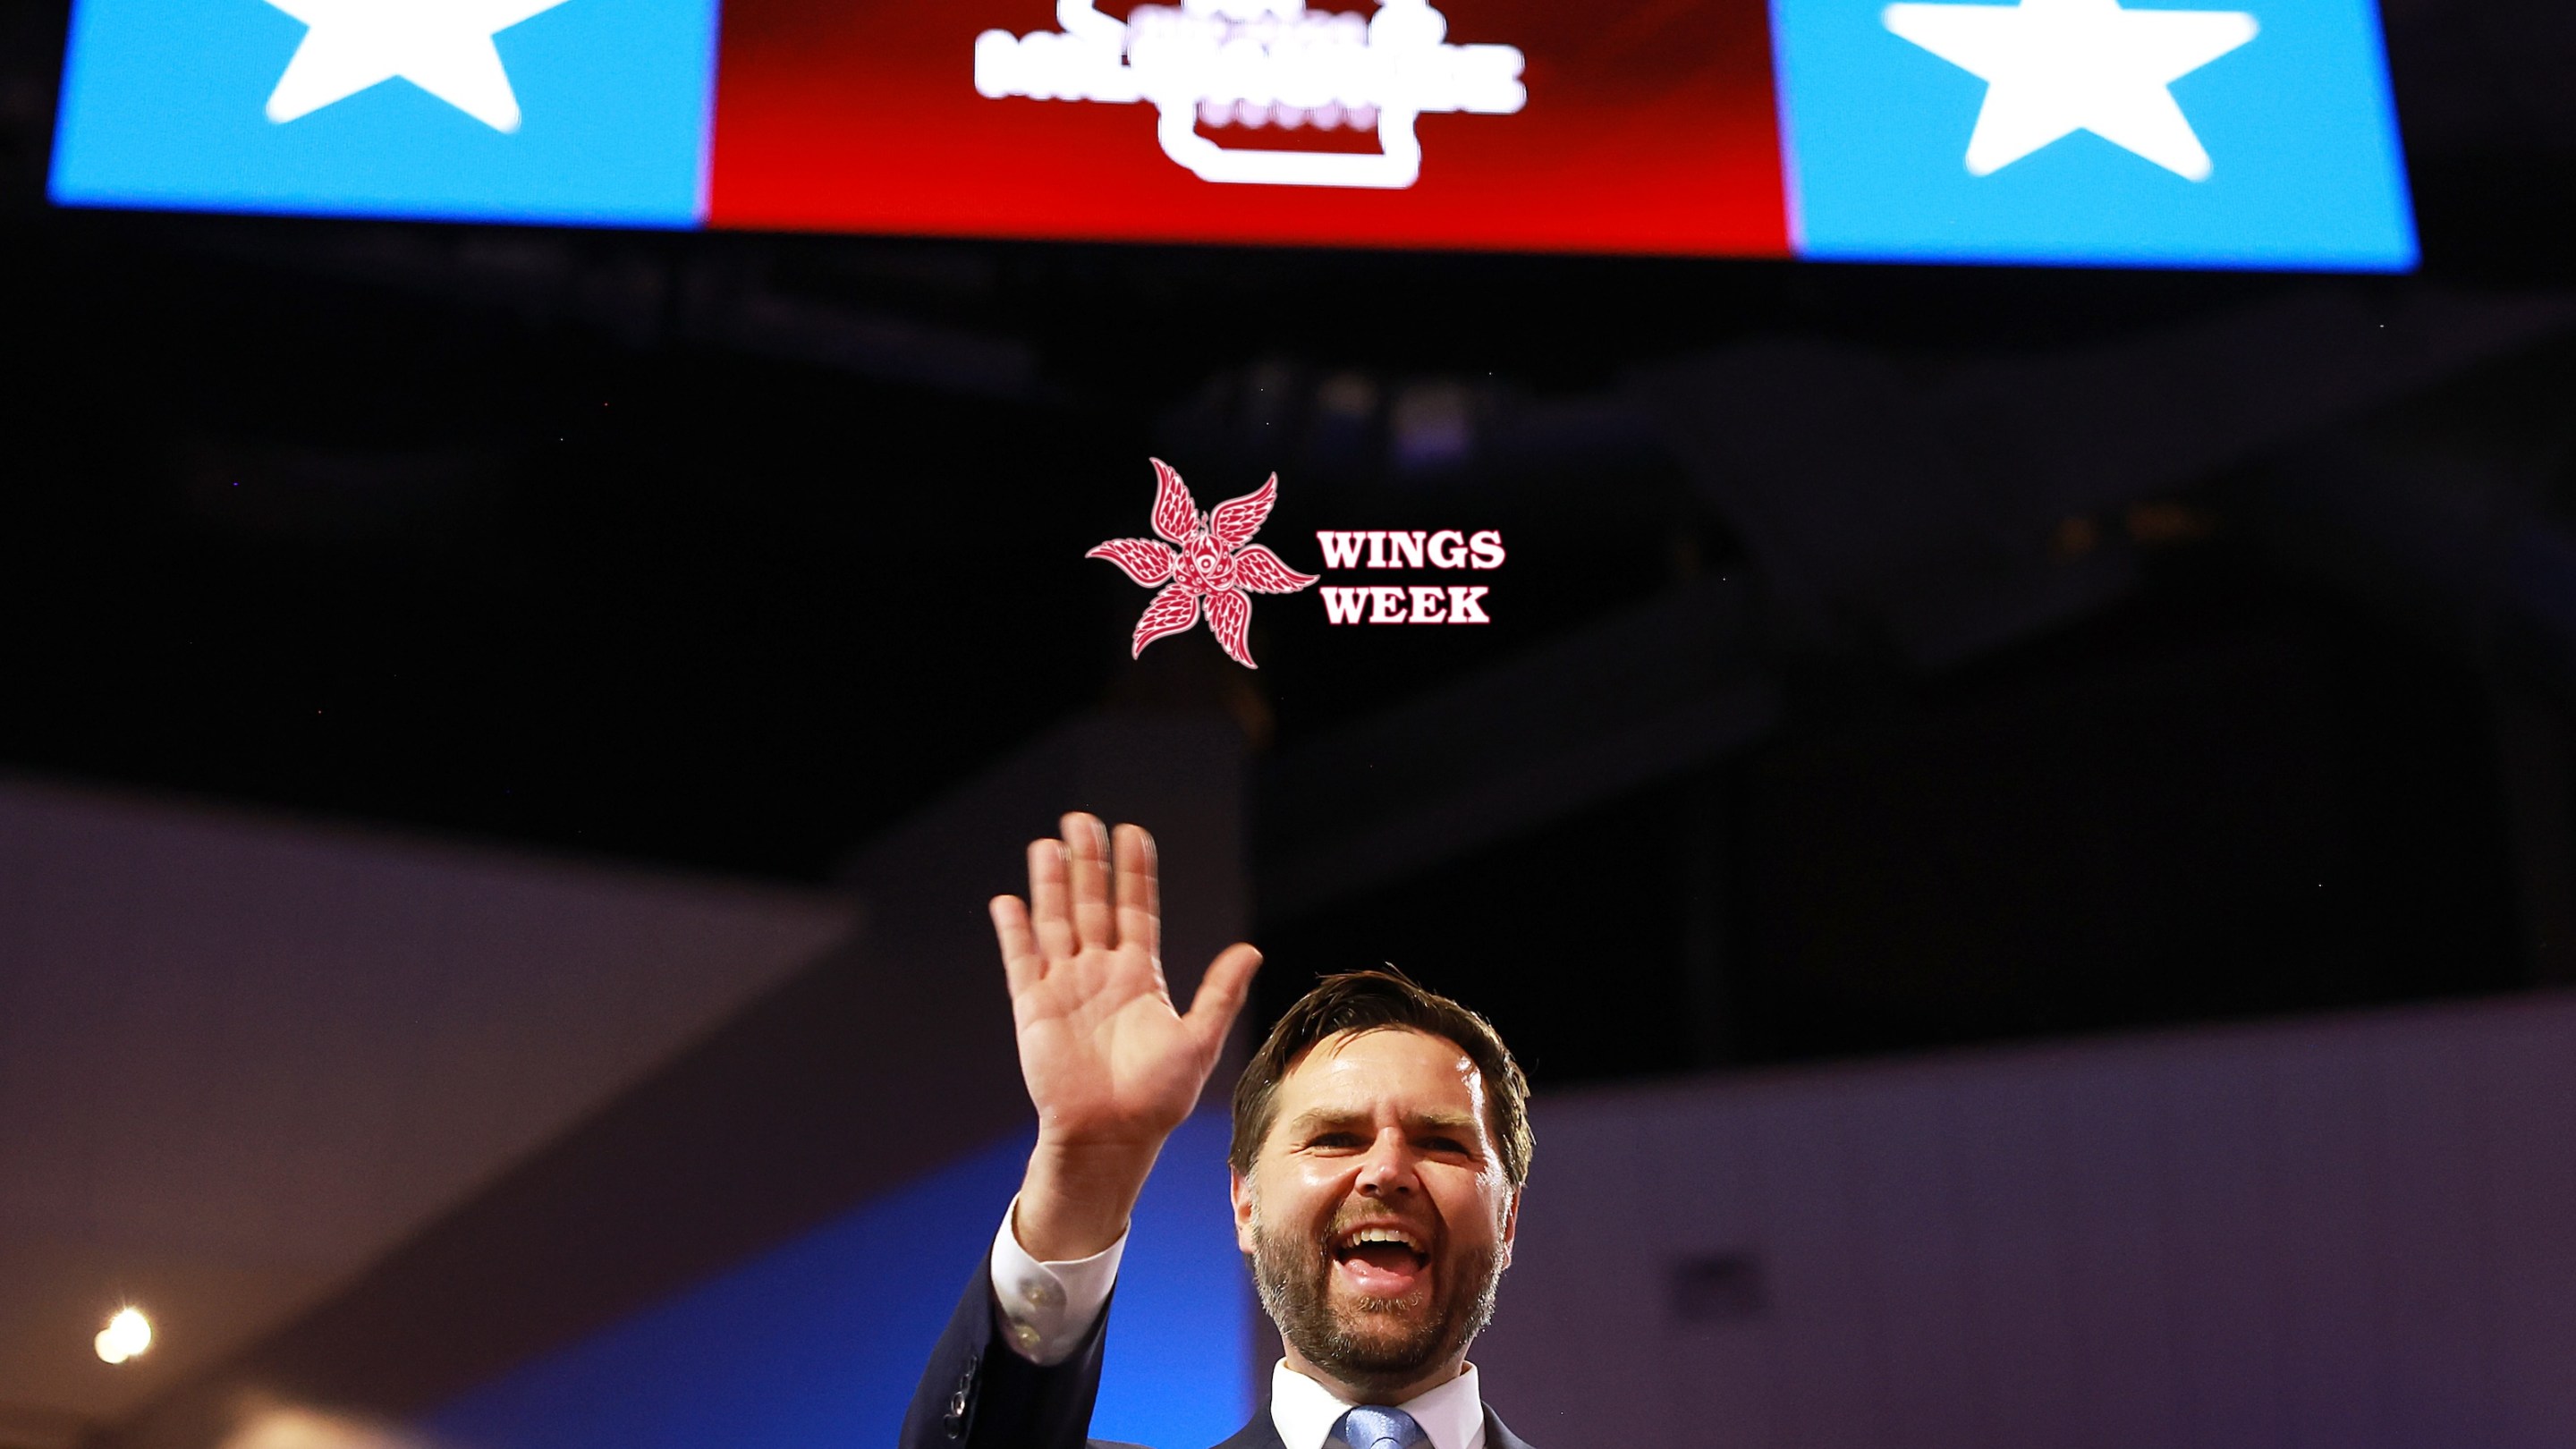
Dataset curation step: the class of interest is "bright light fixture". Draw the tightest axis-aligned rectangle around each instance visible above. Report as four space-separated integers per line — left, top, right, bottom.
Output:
95 1307 152 1364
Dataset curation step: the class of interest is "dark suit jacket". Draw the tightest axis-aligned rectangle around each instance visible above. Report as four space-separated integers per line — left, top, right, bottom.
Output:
902 1250 1538 1449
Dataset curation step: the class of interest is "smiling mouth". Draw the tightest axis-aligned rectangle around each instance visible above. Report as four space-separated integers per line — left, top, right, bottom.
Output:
1332 1228 1431 1295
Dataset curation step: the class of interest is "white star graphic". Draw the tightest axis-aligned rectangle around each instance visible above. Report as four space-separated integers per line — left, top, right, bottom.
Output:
260 0 575 132
1884 0 2258 181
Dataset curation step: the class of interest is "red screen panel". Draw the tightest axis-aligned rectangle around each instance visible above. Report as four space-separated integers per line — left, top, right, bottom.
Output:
706 0 1790 256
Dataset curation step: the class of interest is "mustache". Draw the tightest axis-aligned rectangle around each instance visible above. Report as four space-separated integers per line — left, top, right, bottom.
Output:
1247 1206 1507 1394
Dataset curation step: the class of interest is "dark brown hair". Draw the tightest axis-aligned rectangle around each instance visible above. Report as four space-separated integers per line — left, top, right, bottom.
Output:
1228 968 1534 1188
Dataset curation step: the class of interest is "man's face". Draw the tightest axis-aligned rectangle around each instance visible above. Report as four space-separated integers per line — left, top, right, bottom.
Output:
1231 1028 1520 1397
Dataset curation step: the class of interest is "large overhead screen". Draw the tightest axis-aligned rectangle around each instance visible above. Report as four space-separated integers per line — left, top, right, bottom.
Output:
48 0 2417 269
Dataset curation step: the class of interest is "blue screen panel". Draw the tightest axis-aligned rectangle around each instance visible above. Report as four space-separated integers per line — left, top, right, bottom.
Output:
48 0 716 226
1773 0 2417 269
422 1112 1252 1449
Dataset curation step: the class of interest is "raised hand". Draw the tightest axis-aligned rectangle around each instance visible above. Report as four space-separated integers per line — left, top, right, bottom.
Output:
990 813 1260 1258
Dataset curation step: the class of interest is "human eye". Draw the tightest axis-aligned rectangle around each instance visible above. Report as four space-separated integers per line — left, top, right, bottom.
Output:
1307 1131 1365 1150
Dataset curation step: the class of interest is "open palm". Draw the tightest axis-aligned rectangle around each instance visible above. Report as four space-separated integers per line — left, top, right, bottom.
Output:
992 814 1262 1149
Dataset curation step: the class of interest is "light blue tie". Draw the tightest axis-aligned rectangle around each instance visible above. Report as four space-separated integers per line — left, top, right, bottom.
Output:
1336 1406 1426 1449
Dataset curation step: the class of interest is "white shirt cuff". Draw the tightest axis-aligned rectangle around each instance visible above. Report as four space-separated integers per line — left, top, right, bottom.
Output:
988 1195 1126 1366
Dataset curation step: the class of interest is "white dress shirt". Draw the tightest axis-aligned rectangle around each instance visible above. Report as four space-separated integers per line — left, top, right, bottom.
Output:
1266 1358 1487 1449
988 1202 1489 1449
987 1196 1128 1366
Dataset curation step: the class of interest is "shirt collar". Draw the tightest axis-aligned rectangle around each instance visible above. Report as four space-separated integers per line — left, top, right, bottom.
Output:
1267 1360 1487 1449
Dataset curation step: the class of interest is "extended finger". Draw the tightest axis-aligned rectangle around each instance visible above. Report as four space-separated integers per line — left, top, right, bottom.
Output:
1113 823 1160 961
1064 812 1115 952
991 895 1042 990
1183 943 1263 1047
1028 837 1074 962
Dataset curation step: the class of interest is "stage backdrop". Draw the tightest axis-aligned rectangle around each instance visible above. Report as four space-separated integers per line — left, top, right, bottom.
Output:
421 1112 1252 1449
46 0 2416 268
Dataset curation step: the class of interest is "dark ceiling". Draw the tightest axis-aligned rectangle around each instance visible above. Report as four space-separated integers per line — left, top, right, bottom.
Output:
1 0 2572 1077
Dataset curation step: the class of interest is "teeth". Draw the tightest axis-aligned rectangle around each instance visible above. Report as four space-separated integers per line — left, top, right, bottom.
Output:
1343 1227 1420 1250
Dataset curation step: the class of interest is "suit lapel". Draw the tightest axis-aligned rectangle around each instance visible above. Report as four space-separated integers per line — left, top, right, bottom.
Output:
1480 1407 1536 1449
1210 1408 1285 1449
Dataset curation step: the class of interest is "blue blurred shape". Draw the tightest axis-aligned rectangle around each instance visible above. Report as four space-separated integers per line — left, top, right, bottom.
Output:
1773 0 2418 269
423 1112 1251 1449
48 0 716 225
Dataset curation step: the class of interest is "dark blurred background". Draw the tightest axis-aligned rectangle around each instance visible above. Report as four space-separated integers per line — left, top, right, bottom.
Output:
5 0 2576 1439
2 0 2572 1073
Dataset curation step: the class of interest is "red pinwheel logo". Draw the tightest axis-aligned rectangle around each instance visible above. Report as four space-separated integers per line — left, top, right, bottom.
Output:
1087 459 1319 668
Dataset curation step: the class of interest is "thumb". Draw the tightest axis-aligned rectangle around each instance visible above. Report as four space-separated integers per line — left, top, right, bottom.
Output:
1183 943 1262 1047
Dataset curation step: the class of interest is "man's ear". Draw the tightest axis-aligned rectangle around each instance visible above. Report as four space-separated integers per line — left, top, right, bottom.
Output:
1231 1166 1258 1254
1498 1187 1521 1268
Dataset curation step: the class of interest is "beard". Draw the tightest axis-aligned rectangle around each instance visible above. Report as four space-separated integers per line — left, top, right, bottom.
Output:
1248 1202 1505 1399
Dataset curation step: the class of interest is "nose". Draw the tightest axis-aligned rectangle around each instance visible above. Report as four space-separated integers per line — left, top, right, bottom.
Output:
1355 1129 1417 1197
